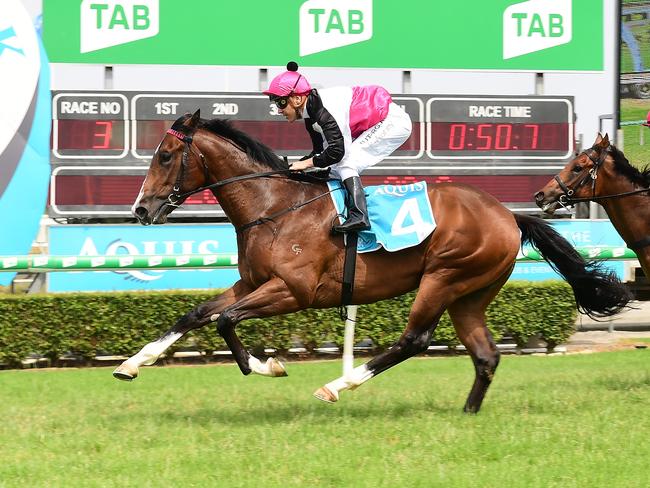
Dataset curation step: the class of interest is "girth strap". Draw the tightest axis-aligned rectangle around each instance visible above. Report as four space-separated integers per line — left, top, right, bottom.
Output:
341 232 358 312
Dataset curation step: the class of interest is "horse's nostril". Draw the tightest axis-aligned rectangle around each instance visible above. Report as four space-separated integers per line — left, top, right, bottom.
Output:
534 191 545 203
134 206 149 220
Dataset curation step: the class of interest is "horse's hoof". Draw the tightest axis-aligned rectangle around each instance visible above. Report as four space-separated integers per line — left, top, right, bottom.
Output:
313 386 338 403
113 363 138 381
267 357 288 377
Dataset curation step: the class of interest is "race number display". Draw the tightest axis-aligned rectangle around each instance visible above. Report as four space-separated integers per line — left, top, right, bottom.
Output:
52 93 128 158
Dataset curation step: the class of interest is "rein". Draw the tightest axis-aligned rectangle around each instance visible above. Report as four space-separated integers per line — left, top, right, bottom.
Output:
165 128 296 206
558 187 650 204
236 187 342 234
164 128 342 233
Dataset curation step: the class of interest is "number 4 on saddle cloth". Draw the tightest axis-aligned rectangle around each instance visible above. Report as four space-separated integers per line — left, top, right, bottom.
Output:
327 180 437 252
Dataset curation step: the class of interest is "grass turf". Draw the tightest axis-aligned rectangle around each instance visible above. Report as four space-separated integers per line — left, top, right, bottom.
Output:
1 351 649 487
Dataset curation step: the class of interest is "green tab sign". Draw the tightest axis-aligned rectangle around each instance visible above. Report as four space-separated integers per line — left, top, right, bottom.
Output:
42 0 603 71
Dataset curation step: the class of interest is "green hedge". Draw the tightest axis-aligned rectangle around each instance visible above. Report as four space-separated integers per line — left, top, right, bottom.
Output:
0 282 577 367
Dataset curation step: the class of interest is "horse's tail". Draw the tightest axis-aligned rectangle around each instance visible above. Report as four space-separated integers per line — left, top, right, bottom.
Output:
514 213 633 318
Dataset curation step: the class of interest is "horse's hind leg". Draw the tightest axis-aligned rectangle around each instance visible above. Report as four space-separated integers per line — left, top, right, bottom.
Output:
447 271 511 413
113 280 252 381
314 275 447 403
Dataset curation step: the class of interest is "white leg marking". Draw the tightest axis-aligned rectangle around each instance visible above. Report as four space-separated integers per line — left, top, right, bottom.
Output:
248 355 265 374
210 313 220 322
325 364 374 400
126 332 183 368
247 355 287 377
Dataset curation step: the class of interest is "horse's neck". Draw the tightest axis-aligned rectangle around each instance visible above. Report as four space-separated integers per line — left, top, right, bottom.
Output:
212 167 324 230
201 136 327 229
598 173 650 246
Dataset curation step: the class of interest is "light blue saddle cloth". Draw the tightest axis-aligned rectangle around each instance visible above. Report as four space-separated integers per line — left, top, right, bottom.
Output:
327 180 437 253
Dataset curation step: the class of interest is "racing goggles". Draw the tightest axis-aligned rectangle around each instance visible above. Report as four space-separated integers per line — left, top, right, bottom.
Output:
270 95 290 110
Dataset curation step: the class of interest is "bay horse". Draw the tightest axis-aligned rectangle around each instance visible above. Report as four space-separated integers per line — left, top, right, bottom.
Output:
535 133 650 280
114 111 631 413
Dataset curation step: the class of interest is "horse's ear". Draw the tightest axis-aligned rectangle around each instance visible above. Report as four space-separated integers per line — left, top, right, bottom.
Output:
594 133 603 145
188 109 201 128
601 133 610 147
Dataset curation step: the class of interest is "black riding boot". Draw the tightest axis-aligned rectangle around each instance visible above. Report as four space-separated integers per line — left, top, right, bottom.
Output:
333 176 370 233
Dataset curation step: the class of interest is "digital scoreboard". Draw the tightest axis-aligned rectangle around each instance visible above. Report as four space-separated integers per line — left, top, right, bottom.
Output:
50 92 574 220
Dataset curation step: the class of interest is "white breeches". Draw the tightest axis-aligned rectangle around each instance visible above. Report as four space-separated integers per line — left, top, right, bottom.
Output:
330 102 412 181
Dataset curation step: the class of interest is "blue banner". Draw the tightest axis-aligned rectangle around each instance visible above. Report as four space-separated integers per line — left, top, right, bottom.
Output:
47 219 629 291
0 3 51 286
48 224 240 292
512 219 626 281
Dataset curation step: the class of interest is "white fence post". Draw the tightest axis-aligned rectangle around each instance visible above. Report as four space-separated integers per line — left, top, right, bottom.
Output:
343 305 357 377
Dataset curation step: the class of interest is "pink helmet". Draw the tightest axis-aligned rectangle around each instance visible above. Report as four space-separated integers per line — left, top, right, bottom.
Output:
263 61 312 97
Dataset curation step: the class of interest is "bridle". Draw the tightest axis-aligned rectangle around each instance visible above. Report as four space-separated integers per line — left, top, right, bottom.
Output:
554 145 650 207
164 128 209 207
553 146 608 207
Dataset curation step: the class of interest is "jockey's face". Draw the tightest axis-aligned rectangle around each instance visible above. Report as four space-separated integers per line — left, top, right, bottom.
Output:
278 95 305 122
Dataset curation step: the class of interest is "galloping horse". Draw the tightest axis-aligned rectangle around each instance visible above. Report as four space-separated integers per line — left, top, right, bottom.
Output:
535 134 650 279
114 112 631 413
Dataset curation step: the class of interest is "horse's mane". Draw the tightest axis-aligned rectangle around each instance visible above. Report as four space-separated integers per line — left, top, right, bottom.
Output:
197 118 289 171
610 144 650 188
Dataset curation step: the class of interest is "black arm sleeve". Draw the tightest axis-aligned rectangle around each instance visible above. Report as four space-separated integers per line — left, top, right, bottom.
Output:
305 91 345 168
313 115 345 168
301 120 322 160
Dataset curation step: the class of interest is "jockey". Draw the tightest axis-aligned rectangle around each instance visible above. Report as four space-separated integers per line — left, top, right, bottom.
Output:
264 61 413 233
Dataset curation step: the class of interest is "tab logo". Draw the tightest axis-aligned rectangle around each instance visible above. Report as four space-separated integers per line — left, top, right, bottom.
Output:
80 0 159 53
299 0 372 57
503 0 572 60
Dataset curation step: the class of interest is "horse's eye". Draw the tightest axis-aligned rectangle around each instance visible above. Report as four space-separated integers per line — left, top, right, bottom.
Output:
572 164 583 173
158 151 172 164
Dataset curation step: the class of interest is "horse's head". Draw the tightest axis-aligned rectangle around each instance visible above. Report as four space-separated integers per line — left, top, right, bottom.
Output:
132 110 208 225
534 133 612 214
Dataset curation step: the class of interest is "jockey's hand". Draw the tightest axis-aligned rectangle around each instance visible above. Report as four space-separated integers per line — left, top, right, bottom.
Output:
289 158 315 171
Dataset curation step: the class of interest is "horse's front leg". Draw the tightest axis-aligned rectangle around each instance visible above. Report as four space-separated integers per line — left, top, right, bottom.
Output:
113 280 251 381
216 277 302 377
